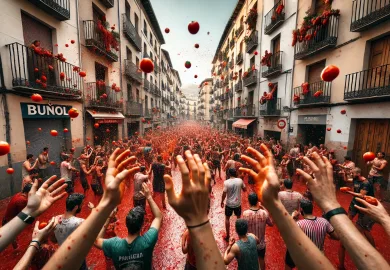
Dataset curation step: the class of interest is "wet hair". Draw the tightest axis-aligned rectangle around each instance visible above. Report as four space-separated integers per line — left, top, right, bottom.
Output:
27 154 34 160
248 192 258 206
233 153 240 161
283 179 293 189
379 152 386 157
235 219 248 236
140 166 146 172
228 168 237 178
126 206 146 234
344 156 352 161
300 199 313 214
43 147 49 151
65 193 85 212
22 183 32 193
157 155 163 162
29 169 39 175
354 167 361 174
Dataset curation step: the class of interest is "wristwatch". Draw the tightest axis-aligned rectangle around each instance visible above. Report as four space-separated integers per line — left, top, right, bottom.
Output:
17 212 35 224
323 207 347 221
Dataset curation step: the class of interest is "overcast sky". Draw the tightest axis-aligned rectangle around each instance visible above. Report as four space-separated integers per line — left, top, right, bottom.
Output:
150 0 237 96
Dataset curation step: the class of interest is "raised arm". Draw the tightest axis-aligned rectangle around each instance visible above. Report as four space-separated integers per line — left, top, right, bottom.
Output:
164 151 225 270
43 149 139 270
141 182 162 230
0 176 66 252
239 145 334 270
298 153 390 270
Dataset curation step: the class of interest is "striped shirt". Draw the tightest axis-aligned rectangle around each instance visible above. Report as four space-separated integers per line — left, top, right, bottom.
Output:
297 217 334 251
278 190 303 215
243 209 273 250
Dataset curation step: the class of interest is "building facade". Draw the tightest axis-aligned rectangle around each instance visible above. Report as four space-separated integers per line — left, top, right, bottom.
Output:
197 78 213 123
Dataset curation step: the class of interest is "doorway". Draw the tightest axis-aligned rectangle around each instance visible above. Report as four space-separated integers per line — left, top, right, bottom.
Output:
298 124 326 146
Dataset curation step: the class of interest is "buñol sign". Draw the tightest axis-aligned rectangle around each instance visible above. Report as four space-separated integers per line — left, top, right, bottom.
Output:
21 103 72 119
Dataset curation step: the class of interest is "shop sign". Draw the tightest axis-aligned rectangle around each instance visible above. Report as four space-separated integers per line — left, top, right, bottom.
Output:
96 119 123 124
21 103 72 119
298 115 327 125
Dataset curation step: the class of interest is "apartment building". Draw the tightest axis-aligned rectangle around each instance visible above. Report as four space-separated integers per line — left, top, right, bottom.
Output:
211 0 262 137
290 0 390 178
187 97 197 120
197 78 213 123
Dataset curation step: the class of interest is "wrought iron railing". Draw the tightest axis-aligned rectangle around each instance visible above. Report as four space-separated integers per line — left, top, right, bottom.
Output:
351 0 390 31
122 14 141 51
264 0 285 35
293 81 331 106
27 0 70 20
83 20 119 62
236 53 243 64
261 51 283 78
154 63 159 74
243 70 257 86
246 31 258 53
144 107 151 118
344 64 390 101
125 60 142 84
126 101 142 116
85 82 121 110
144 79 150 92
234 107 241 117
99 0 114 8
260 98 281 116
294 14 339 60
7 42 82 99
235 81 243 92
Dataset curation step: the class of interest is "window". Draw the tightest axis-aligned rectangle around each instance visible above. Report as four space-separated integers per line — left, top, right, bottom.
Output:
93 4 105 22
314 0 328 14
21 12 53 51
272 35 281 53
134 13 139 32
95 62 107 82
143 20 147 35
136 89 140 102
250 56 255 68
151 98 154 108
307 60 326 83
127 83 132 101
126 47 132 61
125 1 130 20
145 96 148 109
136 57 140 67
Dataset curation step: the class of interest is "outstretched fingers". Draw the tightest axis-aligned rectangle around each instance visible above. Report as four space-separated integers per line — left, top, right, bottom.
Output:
177 155 190 188
117 156 137 172
47 178 65 193
194 154 205 185
114 149 131 168
164 174 178 205
185 151 198 182
239 167 258 180
108 148 122 168
40 175 57 191
248 146 268 167
241 155 260 172
203 162 212 188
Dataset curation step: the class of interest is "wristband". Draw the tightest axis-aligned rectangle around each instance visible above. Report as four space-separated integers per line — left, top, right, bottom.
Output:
17 212 35 224
31 240 41 248
323 207 347 221
29 244 39 251
187 220 209 229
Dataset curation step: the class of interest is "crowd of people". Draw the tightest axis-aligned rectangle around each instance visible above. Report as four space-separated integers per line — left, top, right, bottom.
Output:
1 122 389 270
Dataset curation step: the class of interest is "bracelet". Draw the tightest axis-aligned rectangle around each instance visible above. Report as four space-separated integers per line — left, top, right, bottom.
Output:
29 244 39 251
323 207 347 221
31 240 41 248
187 220 209 229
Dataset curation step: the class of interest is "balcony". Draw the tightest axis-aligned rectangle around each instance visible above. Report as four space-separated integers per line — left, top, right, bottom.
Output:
293 81 331 107
154 63 159 74
294 14 339 60
99 0 114 8
261 51 283 78
264 0 285 35
230 39 235 49
234 107 241 117
229 60 234 69
7 42 82 100
122 14 141 51
260 98 281 116
83 20 119 62
235 81 243 92
85 82 121 110
125 60 142 84
27 0 70 20
246 31 259 53
236 53 243 64
242 104 256 116
143 52 150 59
344 64 390 101
351 0 390 32
236 24 244 37
144 79 150 92
126 101 142 116
243 70 257 86
144 108 152 118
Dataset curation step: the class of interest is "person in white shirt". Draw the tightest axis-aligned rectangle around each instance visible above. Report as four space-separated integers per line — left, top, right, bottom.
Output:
221 168 246 241
60 155 78 193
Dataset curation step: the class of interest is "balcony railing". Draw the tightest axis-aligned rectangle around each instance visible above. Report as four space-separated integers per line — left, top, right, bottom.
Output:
144 79 150 92
236 53 243 64
344 64 390 101
294 14 339 60
122 14 141 51
246 31 259 53
85 82 121 110
144 108 152 118
125 60 142 84
236 24 244 37
230 39 235 49
154 63 159 74
351 0 390 32
261 51 283 78
234 107 241 117
27 0 70 20
264 0 285 35
126 101 142 116
242 104 256 116
83 20 119 62
293 81 331 106
7 42 82 99
243 70 257 86
99 0 114 8
260 98 281 116
235 81 243 92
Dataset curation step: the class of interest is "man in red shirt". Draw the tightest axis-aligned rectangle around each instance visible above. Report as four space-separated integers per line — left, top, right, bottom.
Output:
1 183 32 249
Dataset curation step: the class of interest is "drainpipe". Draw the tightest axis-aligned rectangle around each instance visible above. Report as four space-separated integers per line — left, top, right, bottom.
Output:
2 93 13 194
117 0 125 139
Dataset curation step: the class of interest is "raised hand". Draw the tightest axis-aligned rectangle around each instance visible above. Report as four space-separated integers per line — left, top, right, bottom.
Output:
355 198 388 224
140 182 151 199
297 152 340 212
164 150 211 226
24 176 67 217
239 144 279 206
32 217 58 242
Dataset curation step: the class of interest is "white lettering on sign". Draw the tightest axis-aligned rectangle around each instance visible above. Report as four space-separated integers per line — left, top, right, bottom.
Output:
304 117 319 122
27 105 37 115
46 106 55 115
26 104 69 116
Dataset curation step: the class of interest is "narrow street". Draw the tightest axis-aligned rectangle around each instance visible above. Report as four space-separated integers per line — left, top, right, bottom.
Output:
1 168 389 269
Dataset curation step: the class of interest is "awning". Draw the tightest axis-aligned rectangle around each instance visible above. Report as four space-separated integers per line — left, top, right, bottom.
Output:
232 118 256 129
87 110 125 124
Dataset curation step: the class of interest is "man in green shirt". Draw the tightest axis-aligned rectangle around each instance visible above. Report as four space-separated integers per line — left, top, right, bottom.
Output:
94 183 162 269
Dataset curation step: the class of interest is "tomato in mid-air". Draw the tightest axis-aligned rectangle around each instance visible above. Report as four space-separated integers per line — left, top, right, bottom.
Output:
185 61 192 69
0 141 10 156
68 108 79 118
363 152 376 162
337 129 342 134
94 123 100 128
63 128 69 133
31 93 43 102
321 65 340 82
188 21 200 34
139 58 154 73
165 28 170 33
50 130 58 137
6 168 14 174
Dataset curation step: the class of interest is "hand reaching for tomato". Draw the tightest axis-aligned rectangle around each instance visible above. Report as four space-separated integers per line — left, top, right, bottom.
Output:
355 197 388 225
340 187 351 193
